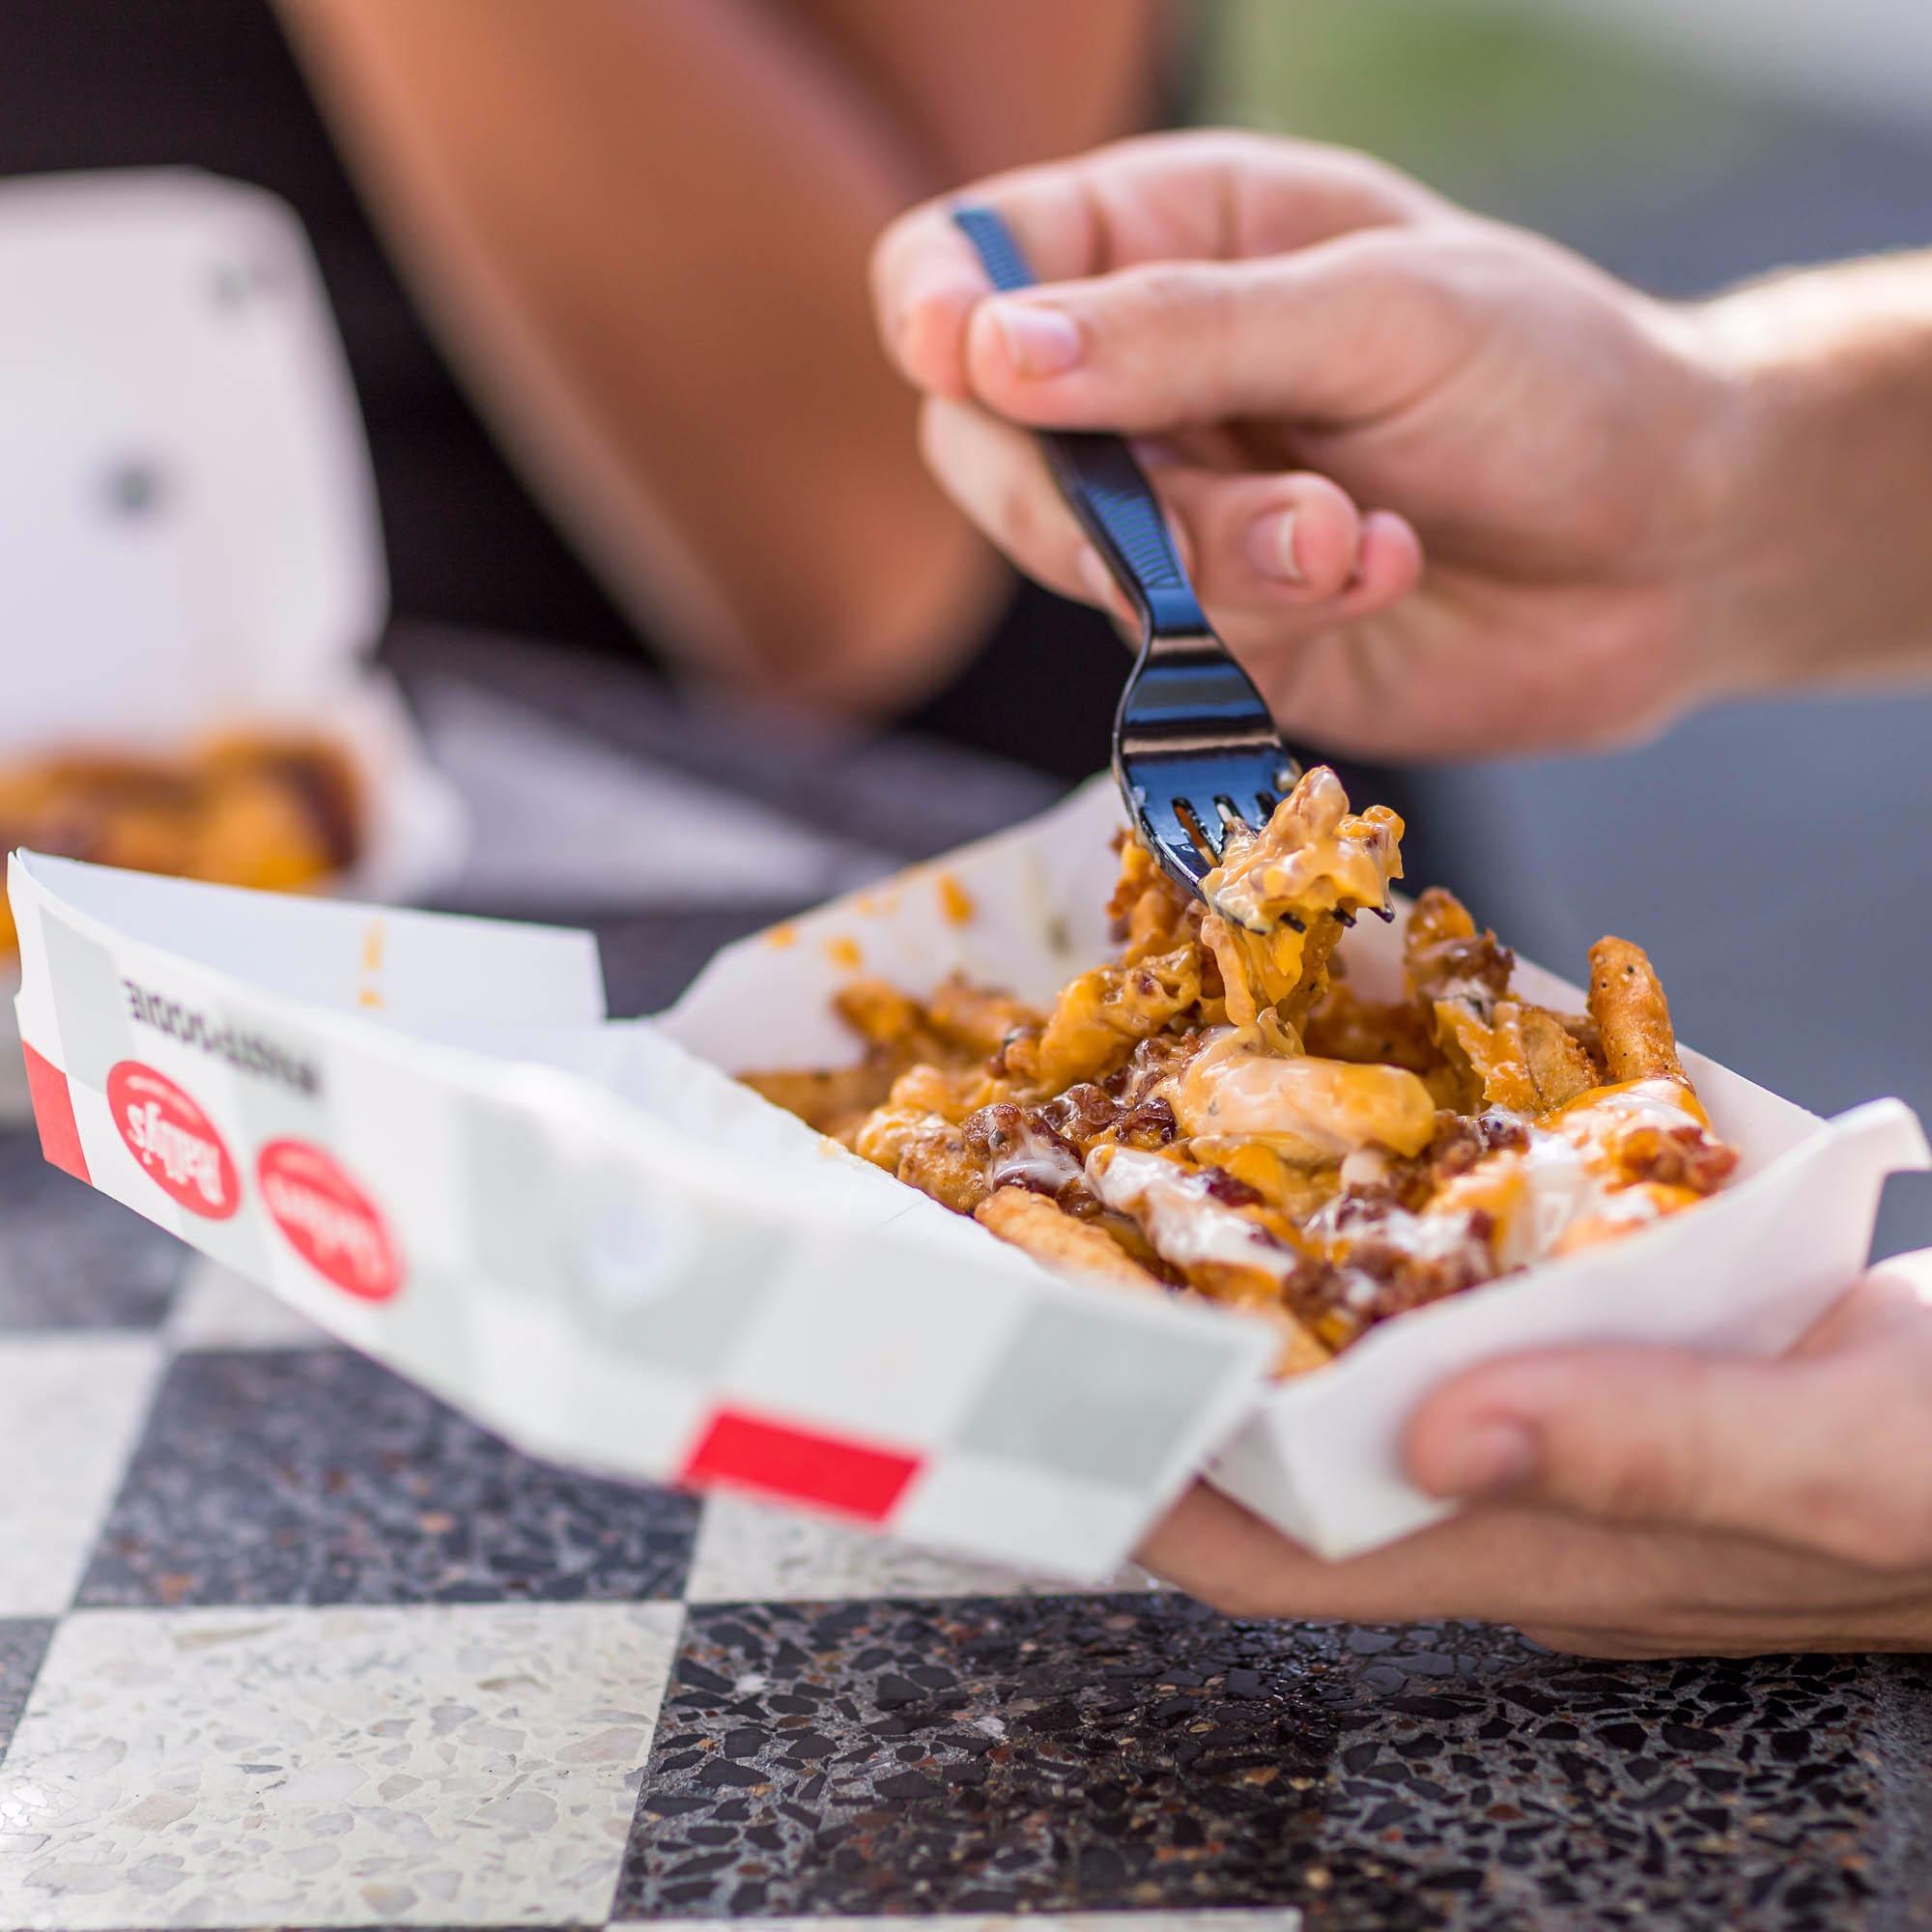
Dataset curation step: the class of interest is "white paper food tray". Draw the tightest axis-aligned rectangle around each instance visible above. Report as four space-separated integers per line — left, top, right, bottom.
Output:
6 834 1276 1582
0 168 468 1118
10 777 1927 1571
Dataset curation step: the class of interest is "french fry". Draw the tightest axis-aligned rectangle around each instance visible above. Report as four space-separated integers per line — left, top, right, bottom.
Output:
977 1188 1333 1378
1188 1264 1334 1377
1520 1005 1600 1111
1588 937 1687 1087
1303 984 1442 1074
974 1186 1162 1292
1405 886 1515 1009
924 978 1042 1060
738 1065 895 1137
757 768 1737 1384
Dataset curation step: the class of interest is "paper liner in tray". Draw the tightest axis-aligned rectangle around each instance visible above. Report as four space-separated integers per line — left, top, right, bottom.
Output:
11 775 1929 1571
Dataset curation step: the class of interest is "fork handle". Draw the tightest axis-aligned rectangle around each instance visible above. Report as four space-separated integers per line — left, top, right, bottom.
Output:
951 205 1208 640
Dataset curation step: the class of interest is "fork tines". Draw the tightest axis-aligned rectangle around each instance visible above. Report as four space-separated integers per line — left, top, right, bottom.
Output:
1113 641 1299 893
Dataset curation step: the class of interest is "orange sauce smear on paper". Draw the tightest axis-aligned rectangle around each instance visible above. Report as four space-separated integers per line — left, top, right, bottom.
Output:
936 872 976 927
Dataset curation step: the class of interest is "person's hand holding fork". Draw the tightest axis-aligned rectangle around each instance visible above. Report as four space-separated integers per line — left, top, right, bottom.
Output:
871 128 1932 1654
872 129 1932 760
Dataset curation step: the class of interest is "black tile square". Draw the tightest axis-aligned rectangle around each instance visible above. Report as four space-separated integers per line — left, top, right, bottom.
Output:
0 1130 187 1330
0 1618 53 1758
618 1601 1907 1926
74 1348 701 1607
619 1593 1357 1918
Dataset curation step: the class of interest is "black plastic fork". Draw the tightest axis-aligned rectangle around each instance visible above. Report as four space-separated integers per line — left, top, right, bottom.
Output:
951 204 1301 905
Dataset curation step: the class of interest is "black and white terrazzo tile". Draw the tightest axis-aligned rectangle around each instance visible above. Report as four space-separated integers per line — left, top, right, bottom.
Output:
617 1601 1916 1930
0 1618 54 1755
73 1349 702 1610
0 1130 187 1331
7 1122 1932 1925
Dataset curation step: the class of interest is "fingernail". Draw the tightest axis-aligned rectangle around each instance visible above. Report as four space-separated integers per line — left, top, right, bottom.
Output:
991 300 1084 377
1432 1419 1538 1498
892 271 971 359
1245 507 1304 583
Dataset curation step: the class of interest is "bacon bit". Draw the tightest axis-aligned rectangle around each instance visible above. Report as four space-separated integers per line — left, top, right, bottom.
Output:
1200 1166 1264 1208
1038 1083 1120 1145
1618 1122 1739 1193
1116 1094 1179 1150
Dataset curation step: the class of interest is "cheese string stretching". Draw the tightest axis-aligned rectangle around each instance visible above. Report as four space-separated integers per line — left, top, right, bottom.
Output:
746 767 1736 1375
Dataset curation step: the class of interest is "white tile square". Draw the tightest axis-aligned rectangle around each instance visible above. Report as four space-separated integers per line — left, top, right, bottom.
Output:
163 1258 331 1351
685 1494 1160 1604
0 1334 163 1616
0 1601 684 1928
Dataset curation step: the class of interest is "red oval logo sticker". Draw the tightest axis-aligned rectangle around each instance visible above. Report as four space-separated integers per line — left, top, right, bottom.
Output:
107 1062 242 1220
257 1139 403 1301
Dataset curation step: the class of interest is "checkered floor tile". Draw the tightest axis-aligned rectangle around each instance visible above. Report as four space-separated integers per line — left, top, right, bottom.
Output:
9 611 1932 1932
74 1350 701 1611
4 1073 1931 1932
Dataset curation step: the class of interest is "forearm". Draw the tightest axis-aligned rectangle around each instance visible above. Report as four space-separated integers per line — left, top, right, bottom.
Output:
1699 252 1932 695
282 0 1001 709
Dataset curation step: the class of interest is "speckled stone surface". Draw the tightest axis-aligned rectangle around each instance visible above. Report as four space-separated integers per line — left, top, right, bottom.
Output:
74 1350 702 1610
685 1497 1159 1606
619 1597 1927 1929
0 1133 187 1331
611 1917 1303 1932
164 1259 332 1352
0 1620 53 1756
0 1602 680 1929
0 1335 165 1616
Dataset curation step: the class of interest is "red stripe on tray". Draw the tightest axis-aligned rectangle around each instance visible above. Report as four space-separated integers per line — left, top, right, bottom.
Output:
22 1044 90 1185
680 1408 922 1522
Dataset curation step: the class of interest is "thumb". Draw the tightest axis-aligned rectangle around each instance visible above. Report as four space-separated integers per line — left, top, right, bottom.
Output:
1404 1343 1863 1548
962 228 1479 436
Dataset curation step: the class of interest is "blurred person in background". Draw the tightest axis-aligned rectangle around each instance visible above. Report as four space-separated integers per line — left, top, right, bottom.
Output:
874 129 1932 1657
273 0 1177 777
0 0 1195 781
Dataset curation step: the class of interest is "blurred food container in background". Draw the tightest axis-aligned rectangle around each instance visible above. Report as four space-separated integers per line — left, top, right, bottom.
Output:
0 169 466 1113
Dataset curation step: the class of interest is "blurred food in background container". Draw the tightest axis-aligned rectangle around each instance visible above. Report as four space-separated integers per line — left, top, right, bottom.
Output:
0 168 466 1112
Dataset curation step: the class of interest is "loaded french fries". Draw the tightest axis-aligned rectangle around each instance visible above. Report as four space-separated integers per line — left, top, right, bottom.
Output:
0 732 361 957
747 769 1736 1375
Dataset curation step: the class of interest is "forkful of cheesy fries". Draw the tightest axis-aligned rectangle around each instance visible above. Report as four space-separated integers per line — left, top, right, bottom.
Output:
745 766 1736 1376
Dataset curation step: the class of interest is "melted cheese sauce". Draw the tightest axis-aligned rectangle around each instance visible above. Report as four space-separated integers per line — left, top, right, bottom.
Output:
1174 1032 1437 1158
1418 1078 1712 1269
1205 765 1402 930
1088 1147 1299 1279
